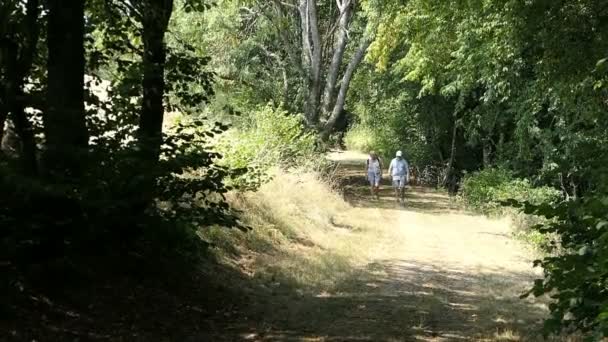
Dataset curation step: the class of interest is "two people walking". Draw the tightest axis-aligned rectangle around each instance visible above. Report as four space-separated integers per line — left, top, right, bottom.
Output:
365 150 409 203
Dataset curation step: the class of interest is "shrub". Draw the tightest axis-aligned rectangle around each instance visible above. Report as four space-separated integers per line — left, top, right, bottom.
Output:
216 104 316 189
344 124 375 153
344 122 435 170
460 168 561 215
0 119 240 267
522 197 608 338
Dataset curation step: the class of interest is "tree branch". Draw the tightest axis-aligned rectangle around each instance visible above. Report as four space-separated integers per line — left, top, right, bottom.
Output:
321 0 353 115
322 35 371 138
269 0 298 10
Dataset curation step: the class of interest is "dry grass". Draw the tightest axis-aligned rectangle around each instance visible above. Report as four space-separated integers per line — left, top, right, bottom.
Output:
199 153 579 341
202 167 396 292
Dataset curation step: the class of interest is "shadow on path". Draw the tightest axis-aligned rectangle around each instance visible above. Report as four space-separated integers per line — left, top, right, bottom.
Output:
196 153 548 341
214 259 546 341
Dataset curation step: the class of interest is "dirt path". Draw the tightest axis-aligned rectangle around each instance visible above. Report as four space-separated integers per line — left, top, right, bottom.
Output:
219 151 549 341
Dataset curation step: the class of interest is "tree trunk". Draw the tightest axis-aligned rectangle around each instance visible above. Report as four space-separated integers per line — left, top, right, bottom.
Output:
44 0 88 177
299 0 322 126
281 67 289 107
321 36 371 140
307 0 322 126
442 116 459 187
138 0 173 162
320 0 353 116
0 0 39 173
0 39 16 154
12 0 40 174
497 132 505 160
299 0 311 68
482 138 492 168
298 0 312 123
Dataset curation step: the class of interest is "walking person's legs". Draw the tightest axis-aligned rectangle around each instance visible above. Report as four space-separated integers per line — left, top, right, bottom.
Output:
368 172 375 197
392 176 401 202
374 174 381 199
391 176 406 204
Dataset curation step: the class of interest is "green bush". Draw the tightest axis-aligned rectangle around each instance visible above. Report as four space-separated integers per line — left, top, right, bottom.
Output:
216 104 316 189
522 197 608 338
460 168 561 215
344 124 375 153
0 119 240 267
344 124 404 160
344 122 435 168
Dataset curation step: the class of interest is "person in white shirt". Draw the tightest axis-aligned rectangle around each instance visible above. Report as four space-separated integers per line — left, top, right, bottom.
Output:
365 151 383 199
388 150 409 203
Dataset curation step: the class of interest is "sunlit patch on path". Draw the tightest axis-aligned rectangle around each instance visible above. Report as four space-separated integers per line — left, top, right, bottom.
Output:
219 151 552 341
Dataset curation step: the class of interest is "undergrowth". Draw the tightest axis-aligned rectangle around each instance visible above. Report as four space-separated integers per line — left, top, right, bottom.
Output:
215 104 317 190
199 167 388 293
459 168 562 252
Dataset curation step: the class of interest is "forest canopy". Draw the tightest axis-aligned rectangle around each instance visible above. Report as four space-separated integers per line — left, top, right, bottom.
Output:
2 0 608 339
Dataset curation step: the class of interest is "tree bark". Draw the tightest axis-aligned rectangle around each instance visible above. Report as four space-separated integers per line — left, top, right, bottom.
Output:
482 138 492 168
442 116 459 188
13 0 40 174
138 0 173 162
0 0 39 173
497 132 505 160
281 67 289 107
321 36 371 139
321 0 352 116
298 0 311 124
44 0 88 177
299 0 322 126
298 0 311 68
0 39 16 152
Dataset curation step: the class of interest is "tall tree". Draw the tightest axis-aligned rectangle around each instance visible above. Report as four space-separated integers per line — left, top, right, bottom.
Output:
201 0 374 137
299 0 322 125
0 0 41 174
138 0 174 161
296 0 373 134
44 0 89 177
320 0 353 116
321 35 371 139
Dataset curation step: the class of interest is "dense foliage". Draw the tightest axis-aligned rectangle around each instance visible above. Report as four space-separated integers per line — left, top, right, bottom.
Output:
350 0 608 338
461 168 560 215
180 0 377 138
216 104 316 189
0 0 241 269
3 0 608 338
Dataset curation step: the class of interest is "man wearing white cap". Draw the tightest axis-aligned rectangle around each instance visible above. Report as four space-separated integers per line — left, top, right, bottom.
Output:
388 150 409 203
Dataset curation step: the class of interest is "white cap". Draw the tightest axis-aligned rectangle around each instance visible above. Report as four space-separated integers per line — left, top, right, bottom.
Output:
396 150 403 157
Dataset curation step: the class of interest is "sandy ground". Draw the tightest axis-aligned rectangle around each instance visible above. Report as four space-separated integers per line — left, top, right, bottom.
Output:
322 151 546 340
211 151 553 342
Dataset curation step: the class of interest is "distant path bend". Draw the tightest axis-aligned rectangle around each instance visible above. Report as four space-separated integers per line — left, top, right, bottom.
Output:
321 150 547 341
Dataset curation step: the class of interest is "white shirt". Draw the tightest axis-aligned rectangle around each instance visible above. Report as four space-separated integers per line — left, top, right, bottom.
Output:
367 158 382 173
389 158 409 177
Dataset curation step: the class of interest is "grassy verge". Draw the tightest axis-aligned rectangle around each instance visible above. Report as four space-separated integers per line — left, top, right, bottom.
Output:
199 167 400 294
459 168 562 254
